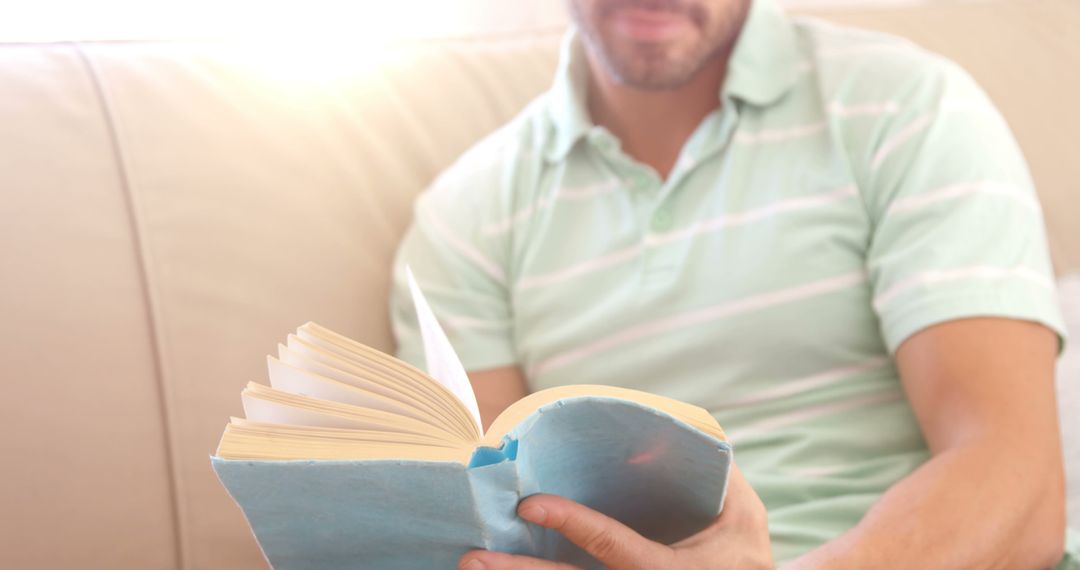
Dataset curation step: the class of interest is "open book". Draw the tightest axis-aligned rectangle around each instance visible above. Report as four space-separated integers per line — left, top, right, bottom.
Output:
212 269 732 570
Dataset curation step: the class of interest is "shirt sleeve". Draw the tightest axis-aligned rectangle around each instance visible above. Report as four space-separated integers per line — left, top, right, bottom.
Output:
389 167 519 372
861 57 1067 354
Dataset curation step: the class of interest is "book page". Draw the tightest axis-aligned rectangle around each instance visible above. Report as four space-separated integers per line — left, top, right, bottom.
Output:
266 355 467 439
282 334 474 434
406 266 483 435
241 383 466 441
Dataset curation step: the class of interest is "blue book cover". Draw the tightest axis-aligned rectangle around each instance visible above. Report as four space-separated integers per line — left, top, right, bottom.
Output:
212 269 732 569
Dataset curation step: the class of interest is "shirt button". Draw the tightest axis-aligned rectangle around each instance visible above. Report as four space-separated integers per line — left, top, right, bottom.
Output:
629 173 650 191
651 207 674 232
589 130 616 153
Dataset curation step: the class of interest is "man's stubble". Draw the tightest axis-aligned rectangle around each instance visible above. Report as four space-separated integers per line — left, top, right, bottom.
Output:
568 0 752 91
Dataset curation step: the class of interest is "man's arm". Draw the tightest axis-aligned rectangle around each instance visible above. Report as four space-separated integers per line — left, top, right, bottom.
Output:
468 366 530 431
788 317 1066 569
463 319 1066 569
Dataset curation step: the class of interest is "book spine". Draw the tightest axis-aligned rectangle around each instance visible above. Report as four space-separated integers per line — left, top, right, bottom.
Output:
466 441 539 556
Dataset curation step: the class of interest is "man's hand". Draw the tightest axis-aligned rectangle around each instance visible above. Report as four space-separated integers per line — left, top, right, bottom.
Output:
458 463 773 570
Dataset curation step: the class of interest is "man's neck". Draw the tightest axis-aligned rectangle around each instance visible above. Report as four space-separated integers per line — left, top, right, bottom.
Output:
585 54 729 180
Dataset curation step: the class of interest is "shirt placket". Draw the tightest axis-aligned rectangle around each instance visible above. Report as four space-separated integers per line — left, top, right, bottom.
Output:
584 101 740 292
650 103 743 291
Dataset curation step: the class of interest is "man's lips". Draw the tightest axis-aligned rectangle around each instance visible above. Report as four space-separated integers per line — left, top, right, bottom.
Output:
610 7 691 41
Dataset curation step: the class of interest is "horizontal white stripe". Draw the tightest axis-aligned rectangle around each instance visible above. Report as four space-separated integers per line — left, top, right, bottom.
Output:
424 208 506 286
871 112 932 171
734 101 900 145
444 143 538 184
871 100 995 172
787 463 853 478
517 243 643 291
712 357 891 410
481 180 621 237
873 265 1053 310
559 180 622 199
816 42 914 60
530 271 867 377
482 200 543 237
444 314 511 332
725 390 905 443
735 120 826 145
517 185 858 291
886 181 1039 216
644 185 858 249
828 100 899 118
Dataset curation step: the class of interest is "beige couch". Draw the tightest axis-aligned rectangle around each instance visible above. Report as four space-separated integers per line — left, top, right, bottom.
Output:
1 1 1077 568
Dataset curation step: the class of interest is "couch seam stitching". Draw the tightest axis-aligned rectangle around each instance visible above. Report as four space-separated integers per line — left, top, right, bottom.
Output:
72 42 189 570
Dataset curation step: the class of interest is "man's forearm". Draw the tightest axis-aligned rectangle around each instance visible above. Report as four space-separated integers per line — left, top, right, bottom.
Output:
784 438 1065 569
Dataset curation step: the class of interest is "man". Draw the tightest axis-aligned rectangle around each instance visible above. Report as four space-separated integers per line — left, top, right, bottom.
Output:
391 0 1074 567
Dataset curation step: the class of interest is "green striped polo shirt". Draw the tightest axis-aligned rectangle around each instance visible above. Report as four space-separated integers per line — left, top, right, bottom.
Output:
391 0 1068 561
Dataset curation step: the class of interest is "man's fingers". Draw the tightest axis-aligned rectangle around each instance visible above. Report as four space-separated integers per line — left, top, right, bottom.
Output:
671 461 768 551
517 494 673 568
459 549 582 570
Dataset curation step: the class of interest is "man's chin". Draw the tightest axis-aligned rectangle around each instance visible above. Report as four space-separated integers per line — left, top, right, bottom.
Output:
608 68 701 91
599 52 699 90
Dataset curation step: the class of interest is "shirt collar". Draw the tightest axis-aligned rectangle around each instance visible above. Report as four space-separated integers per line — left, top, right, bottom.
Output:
545 0 802 162
723 0 803 107
546 30 593 162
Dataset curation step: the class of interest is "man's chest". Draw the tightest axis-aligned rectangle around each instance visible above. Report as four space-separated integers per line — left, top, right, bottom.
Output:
503 143 889 401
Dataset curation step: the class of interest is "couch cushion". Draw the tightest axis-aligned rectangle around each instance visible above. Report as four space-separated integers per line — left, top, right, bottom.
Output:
77 37 560 569
0 43 178 569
